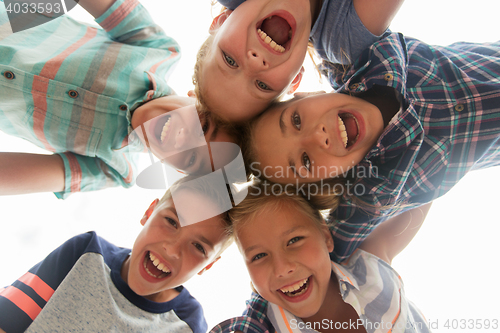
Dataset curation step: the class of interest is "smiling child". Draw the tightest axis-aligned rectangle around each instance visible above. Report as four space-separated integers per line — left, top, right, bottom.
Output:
212 183 432 333
0 175 234 333
193 0 404 122
0 0 234 198
241 33 500 262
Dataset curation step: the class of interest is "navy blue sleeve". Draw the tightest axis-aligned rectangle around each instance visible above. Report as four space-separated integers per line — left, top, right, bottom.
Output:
0 232 100 333
217 0 245 10
173 288 208 333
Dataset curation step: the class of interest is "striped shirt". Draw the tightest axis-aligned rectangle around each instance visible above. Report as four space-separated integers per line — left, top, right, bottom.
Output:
322 33 500 262
210 250 429 333
0 232 206 333
0 0 180 198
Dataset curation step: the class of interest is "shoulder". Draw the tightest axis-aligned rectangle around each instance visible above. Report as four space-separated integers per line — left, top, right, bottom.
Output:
217 0 246 10
170 287 208 333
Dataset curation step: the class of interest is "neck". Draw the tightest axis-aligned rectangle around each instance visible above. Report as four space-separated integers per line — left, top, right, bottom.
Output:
357 85 400 128
301 273 342 326
300 273 367 333
309 0 323 28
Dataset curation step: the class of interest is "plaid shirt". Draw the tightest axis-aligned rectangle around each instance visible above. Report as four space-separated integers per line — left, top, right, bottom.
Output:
209 250 430 333
320 33 500 262
0 0 180 198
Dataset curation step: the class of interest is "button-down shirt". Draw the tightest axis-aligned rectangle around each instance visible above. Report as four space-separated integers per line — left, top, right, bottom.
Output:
0 0 180 198
210 250 430 333
322 33 500 262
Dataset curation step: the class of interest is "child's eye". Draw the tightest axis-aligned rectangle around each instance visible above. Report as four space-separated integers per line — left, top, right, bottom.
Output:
194 243 206 255
201 120 210 136
291 112 301 130
188 152 196 167
251 253 267 262
166 217 178 228
302 153 311 172
200 113 211 137
288 236 303 245
223 52 238 68
257 81 271 91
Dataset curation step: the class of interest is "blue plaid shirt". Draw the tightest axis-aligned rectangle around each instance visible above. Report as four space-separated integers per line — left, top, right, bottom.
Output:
319 33 500 262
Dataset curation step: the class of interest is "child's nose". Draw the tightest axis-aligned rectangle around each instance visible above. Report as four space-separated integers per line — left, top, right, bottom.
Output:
174 128 187 149
304 124 329 149
273 255 296 277
247 50 268 71
163 240 181 260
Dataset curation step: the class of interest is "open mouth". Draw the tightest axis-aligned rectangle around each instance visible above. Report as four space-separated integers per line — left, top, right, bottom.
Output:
278 277 311 297
257 13 293 53
143 251 171 279
338 113 359 149
152 114 172 144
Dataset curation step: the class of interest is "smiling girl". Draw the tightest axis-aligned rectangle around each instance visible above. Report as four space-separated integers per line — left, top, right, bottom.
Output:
193 0 404 122
211 184 432 333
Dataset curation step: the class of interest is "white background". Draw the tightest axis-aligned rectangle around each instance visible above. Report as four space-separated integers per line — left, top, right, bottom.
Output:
0 0 499 331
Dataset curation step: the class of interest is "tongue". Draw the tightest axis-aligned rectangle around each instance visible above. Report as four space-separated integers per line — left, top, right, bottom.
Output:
261 16 290 46
146 258 164 277
343 117 358 143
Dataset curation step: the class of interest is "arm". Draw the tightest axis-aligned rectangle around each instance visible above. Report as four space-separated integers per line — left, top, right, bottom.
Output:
353 0 405 36
77 0 116 19
0 233 96 332
0 152 65 195
358 202 432 264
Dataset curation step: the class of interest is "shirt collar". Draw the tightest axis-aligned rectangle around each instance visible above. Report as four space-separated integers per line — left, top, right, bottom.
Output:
129 71 174 115
331 32 409 97
331 259 360 292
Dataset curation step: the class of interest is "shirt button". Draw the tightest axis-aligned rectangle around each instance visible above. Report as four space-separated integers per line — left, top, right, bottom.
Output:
384 73 394 81
3 71 15 80
454 104 464 112
342 284 347 291
68 90 79 98
119 104 128 111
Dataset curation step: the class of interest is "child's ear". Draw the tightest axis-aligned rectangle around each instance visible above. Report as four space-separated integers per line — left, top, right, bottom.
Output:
140 199 159 226
209 10 232 34
287 66 305 94
197 256 221 275
320 222 334 253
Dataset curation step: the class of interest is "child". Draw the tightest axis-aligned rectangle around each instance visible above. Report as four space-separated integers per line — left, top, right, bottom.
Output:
0 175 234 333
240 33 500 262
0 0 234 198
211 183 432 333
192 0 404 122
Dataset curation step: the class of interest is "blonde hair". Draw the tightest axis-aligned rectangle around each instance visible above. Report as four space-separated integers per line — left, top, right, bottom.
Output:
192 34 214 119
229 180 339 235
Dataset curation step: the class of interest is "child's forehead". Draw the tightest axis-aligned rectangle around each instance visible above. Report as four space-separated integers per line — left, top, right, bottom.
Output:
159 189 225 226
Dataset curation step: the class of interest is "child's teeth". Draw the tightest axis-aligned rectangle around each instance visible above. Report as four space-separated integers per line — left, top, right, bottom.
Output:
160 117 171 143
257 29 285 53
280 278 308 294
338 116 348 148
148 252 171 274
